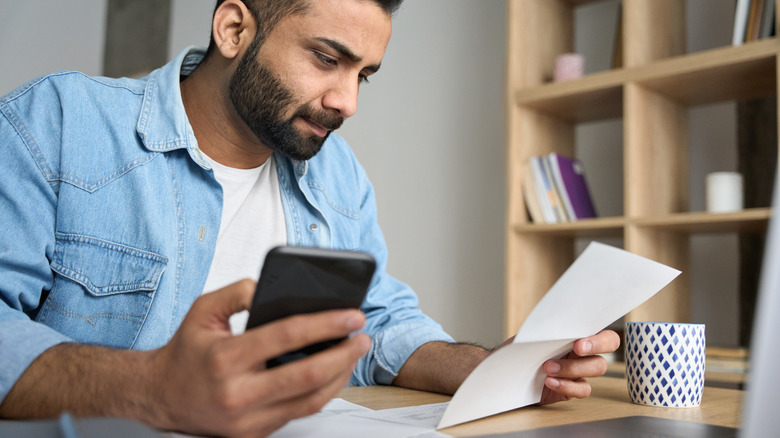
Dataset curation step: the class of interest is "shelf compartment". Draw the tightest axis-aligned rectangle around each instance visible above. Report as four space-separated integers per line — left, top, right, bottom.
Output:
633 39 779 106
514 69 624 122
632 208 772 234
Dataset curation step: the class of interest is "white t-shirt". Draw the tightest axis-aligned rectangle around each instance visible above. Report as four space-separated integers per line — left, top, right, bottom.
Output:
200 152 287 335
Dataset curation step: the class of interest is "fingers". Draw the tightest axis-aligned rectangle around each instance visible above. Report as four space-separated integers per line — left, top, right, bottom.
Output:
537 330 620 405
239 333 371 406
543 354 607 379
233 366 356 438
542 377 591 403
207 335 370 437
187 279 256 331
571 329 620 357
223 309 367 373
542 330 619 380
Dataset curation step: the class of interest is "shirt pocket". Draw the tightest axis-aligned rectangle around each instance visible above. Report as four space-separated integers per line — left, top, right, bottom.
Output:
37 233 168 349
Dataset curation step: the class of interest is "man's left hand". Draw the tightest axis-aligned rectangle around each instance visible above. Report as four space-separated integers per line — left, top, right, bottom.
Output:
538 329 621 404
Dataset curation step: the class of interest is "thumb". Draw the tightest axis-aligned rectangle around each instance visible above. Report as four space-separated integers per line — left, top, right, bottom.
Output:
189 279 256 328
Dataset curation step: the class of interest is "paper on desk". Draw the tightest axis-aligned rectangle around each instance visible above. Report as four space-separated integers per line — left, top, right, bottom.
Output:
169 399 450 438
269 399 451 438
350 402 449 428
437 242 681 429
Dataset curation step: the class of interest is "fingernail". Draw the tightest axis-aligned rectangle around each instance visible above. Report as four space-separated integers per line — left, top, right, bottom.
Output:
346 314 363 331
547 377 561 388
546 361 561 374
581 340 593 354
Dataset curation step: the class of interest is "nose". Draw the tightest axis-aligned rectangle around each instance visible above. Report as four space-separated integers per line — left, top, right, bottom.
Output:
322 75 359 119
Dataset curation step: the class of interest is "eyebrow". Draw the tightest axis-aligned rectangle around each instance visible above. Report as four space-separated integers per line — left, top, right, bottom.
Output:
315 37 381 74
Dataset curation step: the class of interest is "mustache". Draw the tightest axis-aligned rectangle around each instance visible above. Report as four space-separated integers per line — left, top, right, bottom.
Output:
295 106 344 131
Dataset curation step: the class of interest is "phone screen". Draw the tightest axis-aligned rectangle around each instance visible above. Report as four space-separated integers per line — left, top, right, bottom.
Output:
246 246 376 367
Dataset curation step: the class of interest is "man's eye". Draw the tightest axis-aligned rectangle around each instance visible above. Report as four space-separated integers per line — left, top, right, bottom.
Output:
358 74 370 85
315 52 337 66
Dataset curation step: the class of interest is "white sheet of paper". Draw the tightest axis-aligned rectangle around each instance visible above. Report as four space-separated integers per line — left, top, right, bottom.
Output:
267 399 450 438
437 242 681 429
350 402 449 428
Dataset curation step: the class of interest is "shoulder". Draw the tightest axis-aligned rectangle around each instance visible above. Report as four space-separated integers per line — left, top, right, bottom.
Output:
1 70 145 107
0 71 152 185
1 70 146 139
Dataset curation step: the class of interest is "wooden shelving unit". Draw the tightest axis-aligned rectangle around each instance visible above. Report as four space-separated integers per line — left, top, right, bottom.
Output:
505 0 779 338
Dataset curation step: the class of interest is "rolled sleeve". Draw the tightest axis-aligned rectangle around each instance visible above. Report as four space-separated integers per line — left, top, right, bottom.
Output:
351 270 454 387
364 320 455 386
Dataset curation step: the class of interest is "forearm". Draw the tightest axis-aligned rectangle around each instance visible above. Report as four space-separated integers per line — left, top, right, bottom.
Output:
391 341 490 395
0 343 159 425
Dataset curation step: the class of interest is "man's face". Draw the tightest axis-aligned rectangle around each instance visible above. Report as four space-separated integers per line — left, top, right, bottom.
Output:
229 0 392 161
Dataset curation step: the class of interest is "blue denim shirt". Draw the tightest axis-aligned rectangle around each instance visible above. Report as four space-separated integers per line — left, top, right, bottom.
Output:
0 48 453 403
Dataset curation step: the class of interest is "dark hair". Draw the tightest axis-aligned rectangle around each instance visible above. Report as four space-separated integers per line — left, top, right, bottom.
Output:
205 0 403 57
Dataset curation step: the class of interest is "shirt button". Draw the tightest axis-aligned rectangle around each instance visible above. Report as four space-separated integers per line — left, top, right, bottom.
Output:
310 224 318 231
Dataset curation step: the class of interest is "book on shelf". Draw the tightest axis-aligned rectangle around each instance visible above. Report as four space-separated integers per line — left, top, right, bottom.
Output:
522 161 545 224
547 153 597 221
734 0 776 45
734 0 751 45
759 0 776 40
529 156 558 223
706 346 750 374
523 153 597 223
542 155 570 222
746 0 764 43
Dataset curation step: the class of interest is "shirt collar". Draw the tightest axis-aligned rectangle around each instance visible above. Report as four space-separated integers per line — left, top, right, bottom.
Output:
136 47 209 169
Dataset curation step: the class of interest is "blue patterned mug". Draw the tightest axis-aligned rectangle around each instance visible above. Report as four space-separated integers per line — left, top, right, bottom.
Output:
625 322 706 407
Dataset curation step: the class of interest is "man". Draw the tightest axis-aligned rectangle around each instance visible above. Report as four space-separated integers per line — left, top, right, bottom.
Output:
0 1 619 437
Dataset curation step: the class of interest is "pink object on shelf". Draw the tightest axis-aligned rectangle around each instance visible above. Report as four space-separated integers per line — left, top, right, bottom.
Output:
553 53 585 82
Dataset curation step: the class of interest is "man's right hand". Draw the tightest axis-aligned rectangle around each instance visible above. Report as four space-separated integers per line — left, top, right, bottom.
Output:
150 279 371 437
0 279 370 438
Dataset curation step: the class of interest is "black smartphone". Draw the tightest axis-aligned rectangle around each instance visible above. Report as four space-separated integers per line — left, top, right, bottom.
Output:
245 246 376 368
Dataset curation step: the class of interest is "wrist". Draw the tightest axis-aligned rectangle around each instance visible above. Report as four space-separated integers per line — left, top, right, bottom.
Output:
135 347 176 431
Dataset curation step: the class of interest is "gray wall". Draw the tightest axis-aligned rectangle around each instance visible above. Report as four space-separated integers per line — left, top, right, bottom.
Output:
0 1 106 93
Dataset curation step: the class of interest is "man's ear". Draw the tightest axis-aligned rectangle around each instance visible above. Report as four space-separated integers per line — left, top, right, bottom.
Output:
212 0 256 60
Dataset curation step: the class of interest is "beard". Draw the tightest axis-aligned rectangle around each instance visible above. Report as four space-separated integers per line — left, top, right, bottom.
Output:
228 38 343 161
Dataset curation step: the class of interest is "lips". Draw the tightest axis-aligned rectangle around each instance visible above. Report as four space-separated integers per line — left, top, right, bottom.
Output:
295 105 344 138
302 117 329 137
